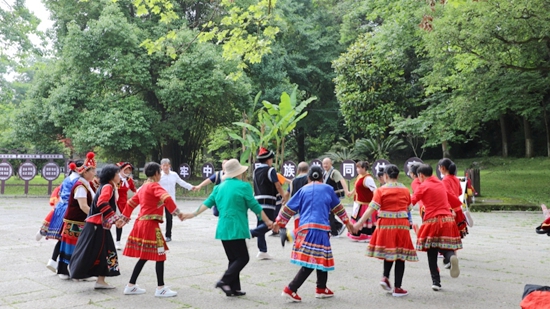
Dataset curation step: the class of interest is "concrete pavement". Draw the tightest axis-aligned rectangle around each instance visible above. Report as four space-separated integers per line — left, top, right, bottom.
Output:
0 198 548 309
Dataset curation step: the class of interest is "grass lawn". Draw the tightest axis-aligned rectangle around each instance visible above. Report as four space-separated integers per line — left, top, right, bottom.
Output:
1 175 65 195
417 157 550 207
1 157 549 209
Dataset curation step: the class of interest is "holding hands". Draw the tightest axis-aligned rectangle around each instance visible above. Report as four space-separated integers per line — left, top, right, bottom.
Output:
115 219 126 229
352 221 363 234
180 212 195 220
271 222 280 233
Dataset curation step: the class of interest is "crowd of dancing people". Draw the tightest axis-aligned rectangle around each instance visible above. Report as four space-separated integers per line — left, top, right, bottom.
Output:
36 149 469 301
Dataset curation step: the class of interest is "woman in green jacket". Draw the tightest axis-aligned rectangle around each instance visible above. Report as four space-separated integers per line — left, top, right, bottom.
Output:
182 159 274 297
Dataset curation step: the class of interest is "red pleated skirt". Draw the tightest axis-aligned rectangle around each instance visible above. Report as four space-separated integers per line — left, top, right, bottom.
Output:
123 220 169 261
366 217 418 262
416 215 463 251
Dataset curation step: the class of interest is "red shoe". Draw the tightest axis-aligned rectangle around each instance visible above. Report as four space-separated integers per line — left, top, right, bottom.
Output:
282 286 301 302
392 287 409 297
315 287 334 298
379 276 392 292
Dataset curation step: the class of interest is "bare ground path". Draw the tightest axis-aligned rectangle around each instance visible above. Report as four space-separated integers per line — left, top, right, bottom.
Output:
0 198 547 309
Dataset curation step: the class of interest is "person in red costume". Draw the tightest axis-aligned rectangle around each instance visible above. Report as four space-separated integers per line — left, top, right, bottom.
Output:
35 185 61 241
116 162 185 298
353 164 418 297
408 163 423 233
347 161 377 242
57 152 97 280
438 158 468 238
115 162 136 250
411 164 463 292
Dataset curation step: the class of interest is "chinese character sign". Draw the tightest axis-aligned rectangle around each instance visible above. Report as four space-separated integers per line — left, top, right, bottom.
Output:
42 162 61 181
340 159 356 180
372 159 391 176
403 157 424 179
0 162 13 181
179 163 191 180
18 162 37 181
281 161 296 180
202 163 214 179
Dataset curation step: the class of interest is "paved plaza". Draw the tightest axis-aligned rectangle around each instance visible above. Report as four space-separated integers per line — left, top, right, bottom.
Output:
0 197 548 308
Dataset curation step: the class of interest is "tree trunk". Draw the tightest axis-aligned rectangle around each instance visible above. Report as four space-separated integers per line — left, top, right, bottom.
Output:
499 114 508 158
544 107 550 158
161 140 177 165
441 140 451 158
523 116 534 158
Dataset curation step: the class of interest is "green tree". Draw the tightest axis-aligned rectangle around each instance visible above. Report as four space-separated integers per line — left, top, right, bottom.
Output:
17 1 251 167
419 0 550 157
333 0 424 141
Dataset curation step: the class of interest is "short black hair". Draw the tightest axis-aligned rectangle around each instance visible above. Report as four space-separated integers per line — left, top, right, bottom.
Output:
417 164 433 177
384 164 399 179
99 164 120 185
144 162 161 178
308 165 323 182
377 166 385 178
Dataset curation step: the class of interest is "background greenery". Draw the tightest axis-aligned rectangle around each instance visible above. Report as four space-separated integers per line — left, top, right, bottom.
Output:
1 0 550 208
7 157 548 212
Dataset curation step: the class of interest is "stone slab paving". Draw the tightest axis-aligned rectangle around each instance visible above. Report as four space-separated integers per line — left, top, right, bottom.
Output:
1 198 548 309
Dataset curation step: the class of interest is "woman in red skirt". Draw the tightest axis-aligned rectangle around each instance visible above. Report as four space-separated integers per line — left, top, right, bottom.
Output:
347 161 377 242
354 164 418 297
115 162 136 250
117 162 185 298
438 158 468 238
412 164 463 291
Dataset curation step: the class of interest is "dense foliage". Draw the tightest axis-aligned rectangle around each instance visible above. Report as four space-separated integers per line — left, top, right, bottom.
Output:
1 0 549 172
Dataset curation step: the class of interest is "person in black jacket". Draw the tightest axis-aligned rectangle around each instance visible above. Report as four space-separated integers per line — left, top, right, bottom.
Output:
250 147 288 260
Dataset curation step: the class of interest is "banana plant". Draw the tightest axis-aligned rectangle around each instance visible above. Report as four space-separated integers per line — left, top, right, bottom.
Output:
262 86 316 166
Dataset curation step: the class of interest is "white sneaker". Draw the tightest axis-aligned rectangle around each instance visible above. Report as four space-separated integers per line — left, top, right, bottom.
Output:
124 284 146 295
450 255 460 278
35 230 43 241
155 286 177 297
256 252 272 260
46 259 57 273
58 274 70 280
115 241 122 251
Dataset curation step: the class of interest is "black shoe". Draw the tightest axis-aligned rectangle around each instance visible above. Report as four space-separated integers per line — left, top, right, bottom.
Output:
280 228 287 247
215 281 232 296
230 290 246 297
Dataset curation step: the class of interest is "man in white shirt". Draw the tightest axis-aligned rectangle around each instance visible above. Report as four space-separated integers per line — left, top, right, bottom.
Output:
159 158 197 242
